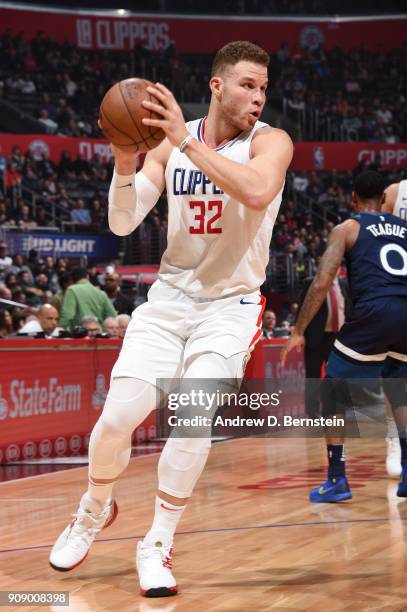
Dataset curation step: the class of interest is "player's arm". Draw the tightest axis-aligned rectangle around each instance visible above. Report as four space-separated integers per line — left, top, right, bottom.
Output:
108 138 172 236
382 183 398 213
142 83 293 211
281 220 358 364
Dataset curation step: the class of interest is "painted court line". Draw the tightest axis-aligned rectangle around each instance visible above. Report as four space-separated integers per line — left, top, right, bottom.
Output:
1 515 407 554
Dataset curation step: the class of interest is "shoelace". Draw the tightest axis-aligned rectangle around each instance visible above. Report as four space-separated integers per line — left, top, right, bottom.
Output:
69 505 111 547
139 545 173 569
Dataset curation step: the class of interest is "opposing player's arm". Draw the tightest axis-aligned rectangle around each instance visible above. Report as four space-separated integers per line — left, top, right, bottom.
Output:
382 183 398 213
142 82 293 211
108 139 172 236
281 220 358 365
295 220 358 335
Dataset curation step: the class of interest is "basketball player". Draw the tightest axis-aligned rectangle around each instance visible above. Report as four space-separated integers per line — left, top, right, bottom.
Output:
381 179 407 477
49 41 293 596
281 171 407 502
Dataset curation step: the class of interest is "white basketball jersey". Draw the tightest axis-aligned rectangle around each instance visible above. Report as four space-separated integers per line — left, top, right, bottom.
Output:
158 118 283 298
394 180 407 222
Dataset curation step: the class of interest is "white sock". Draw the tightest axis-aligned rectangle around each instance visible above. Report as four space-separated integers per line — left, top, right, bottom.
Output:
144 496 186 545
387 416 398 439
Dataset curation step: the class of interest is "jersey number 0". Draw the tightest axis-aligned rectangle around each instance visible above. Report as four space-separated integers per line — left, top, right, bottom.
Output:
189 200 223 234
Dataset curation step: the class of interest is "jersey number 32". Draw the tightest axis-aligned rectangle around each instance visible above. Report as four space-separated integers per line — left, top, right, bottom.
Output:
189 200 223 234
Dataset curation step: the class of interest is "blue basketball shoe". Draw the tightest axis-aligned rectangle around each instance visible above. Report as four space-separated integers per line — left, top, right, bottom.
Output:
397 465 407 497
310 476 352 503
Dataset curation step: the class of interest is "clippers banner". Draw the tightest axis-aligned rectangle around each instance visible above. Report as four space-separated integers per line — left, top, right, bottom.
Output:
0 7 405 53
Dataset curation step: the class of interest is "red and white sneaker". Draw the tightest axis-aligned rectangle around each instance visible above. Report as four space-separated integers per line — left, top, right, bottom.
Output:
136 530 177 597
49 494 118 571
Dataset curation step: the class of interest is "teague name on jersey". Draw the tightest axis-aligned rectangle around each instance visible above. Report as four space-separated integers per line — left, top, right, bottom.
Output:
173 168 224 196
366 222 407 239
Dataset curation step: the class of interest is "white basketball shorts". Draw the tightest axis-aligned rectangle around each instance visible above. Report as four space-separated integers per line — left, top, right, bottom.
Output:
111 280 265 386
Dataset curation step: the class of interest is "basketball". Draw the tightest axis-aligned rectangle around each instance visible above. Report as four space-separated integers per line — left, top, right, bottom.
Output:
99 78 166 153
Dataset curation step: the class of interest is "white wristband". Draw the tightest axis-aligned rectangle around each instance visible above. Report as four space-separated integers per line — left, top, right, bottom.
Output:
179 134 194 153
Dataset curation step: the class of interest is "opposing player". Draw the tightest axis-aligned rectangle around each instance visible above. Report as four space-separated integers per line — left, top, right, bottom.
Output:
282 171 407 502
382 179 407 476
49 41 293 596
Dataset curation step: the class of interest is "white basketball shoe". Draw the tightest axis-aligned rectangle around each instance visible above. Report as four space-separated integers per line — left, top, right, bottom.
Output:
49 494 118 571
136 530 177 597
386 437 401 479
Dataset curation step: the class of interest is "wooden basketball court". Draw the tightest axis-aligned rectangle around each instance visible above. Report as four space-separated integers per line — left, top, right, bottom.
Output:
1 436 406 611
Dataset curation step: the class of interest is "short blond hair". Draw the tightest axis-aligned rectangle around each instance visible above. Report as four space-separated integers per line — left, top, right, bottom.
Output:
211 41 269 76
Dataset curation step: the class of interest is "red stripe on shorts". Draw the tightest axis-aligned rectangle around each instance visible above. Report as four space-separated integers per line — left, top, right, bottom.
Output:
248 294 266 350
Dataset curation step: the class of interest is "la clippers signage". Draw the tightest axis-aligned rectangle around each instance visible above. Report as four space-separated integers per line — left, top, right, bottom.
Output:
0 339 156 462
0 7 405 53
289 143 407 171
1 134 406 172
0 134 112 164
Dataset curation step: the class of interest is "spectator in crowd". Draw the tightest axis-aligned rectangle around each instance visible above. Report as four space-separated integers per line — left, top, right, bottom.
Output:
104 272 134 316
0 242 12 278
116 313 131 339
18 303 60 338
103 316 120 338
70 199 91 225
50 271 73 314
80 315 102 338
60 266 117 331
262 310 277 339
0 309 13 337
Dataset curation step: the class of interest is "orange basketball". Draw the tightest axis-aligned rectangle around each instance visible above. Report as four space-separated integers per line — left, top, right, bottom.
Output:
99 78 166 154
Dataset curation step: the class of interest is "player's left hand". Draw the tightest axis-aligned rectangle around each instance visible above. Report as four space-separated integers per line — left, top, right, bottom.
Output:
280 329 305 366
142 82 189 148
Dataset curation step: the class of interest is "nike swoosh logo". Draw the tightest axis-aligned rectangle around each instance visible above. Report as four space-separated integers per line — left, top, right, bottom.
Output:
240 298 257 305
160 503 183 512
318 485 336 495
117 183 132 188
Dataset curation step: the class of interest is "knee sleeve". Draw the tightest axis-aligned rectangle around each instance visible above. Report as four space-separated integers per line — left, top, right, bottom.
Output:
89 377 156 481
158 436 211 498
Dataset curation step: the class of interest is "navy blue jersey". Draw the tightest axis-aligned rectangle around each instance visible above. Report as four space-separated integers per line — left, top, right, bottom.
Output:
346 212 407 305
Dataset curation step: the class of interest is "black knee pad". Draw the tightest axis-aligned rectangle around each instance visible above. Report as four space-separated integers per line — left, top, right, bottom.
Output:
320 376 352 417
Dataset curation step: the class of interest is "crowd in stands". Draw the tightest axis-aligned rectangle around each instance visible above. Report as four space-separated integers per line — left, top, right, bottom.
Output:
0 31 406 142
1 140 405 260
17 0 405 16
0 145 112 231
0 249 137 339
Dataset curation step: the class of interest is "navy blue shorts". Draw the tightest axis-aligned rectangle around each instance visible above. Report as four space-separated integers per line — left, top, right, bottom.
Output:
327 296 407 379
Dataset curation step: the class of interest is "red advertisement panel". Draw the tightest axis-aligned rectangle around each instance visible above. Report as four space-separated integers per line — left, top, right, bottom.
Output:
290 142 407 171
0 339 156 463
1 134 406 171
0 7 405 53
0 134 112 164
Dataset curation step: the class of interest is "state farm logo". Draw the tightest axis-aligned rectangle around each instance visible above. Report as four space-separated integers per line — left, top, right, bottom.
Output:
6 444 20 462
0 385 8 420
28 139 50 161
54 436 68 456
23 441 37 460
299 25 324 50
39 439 52 458
69 435 82 453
